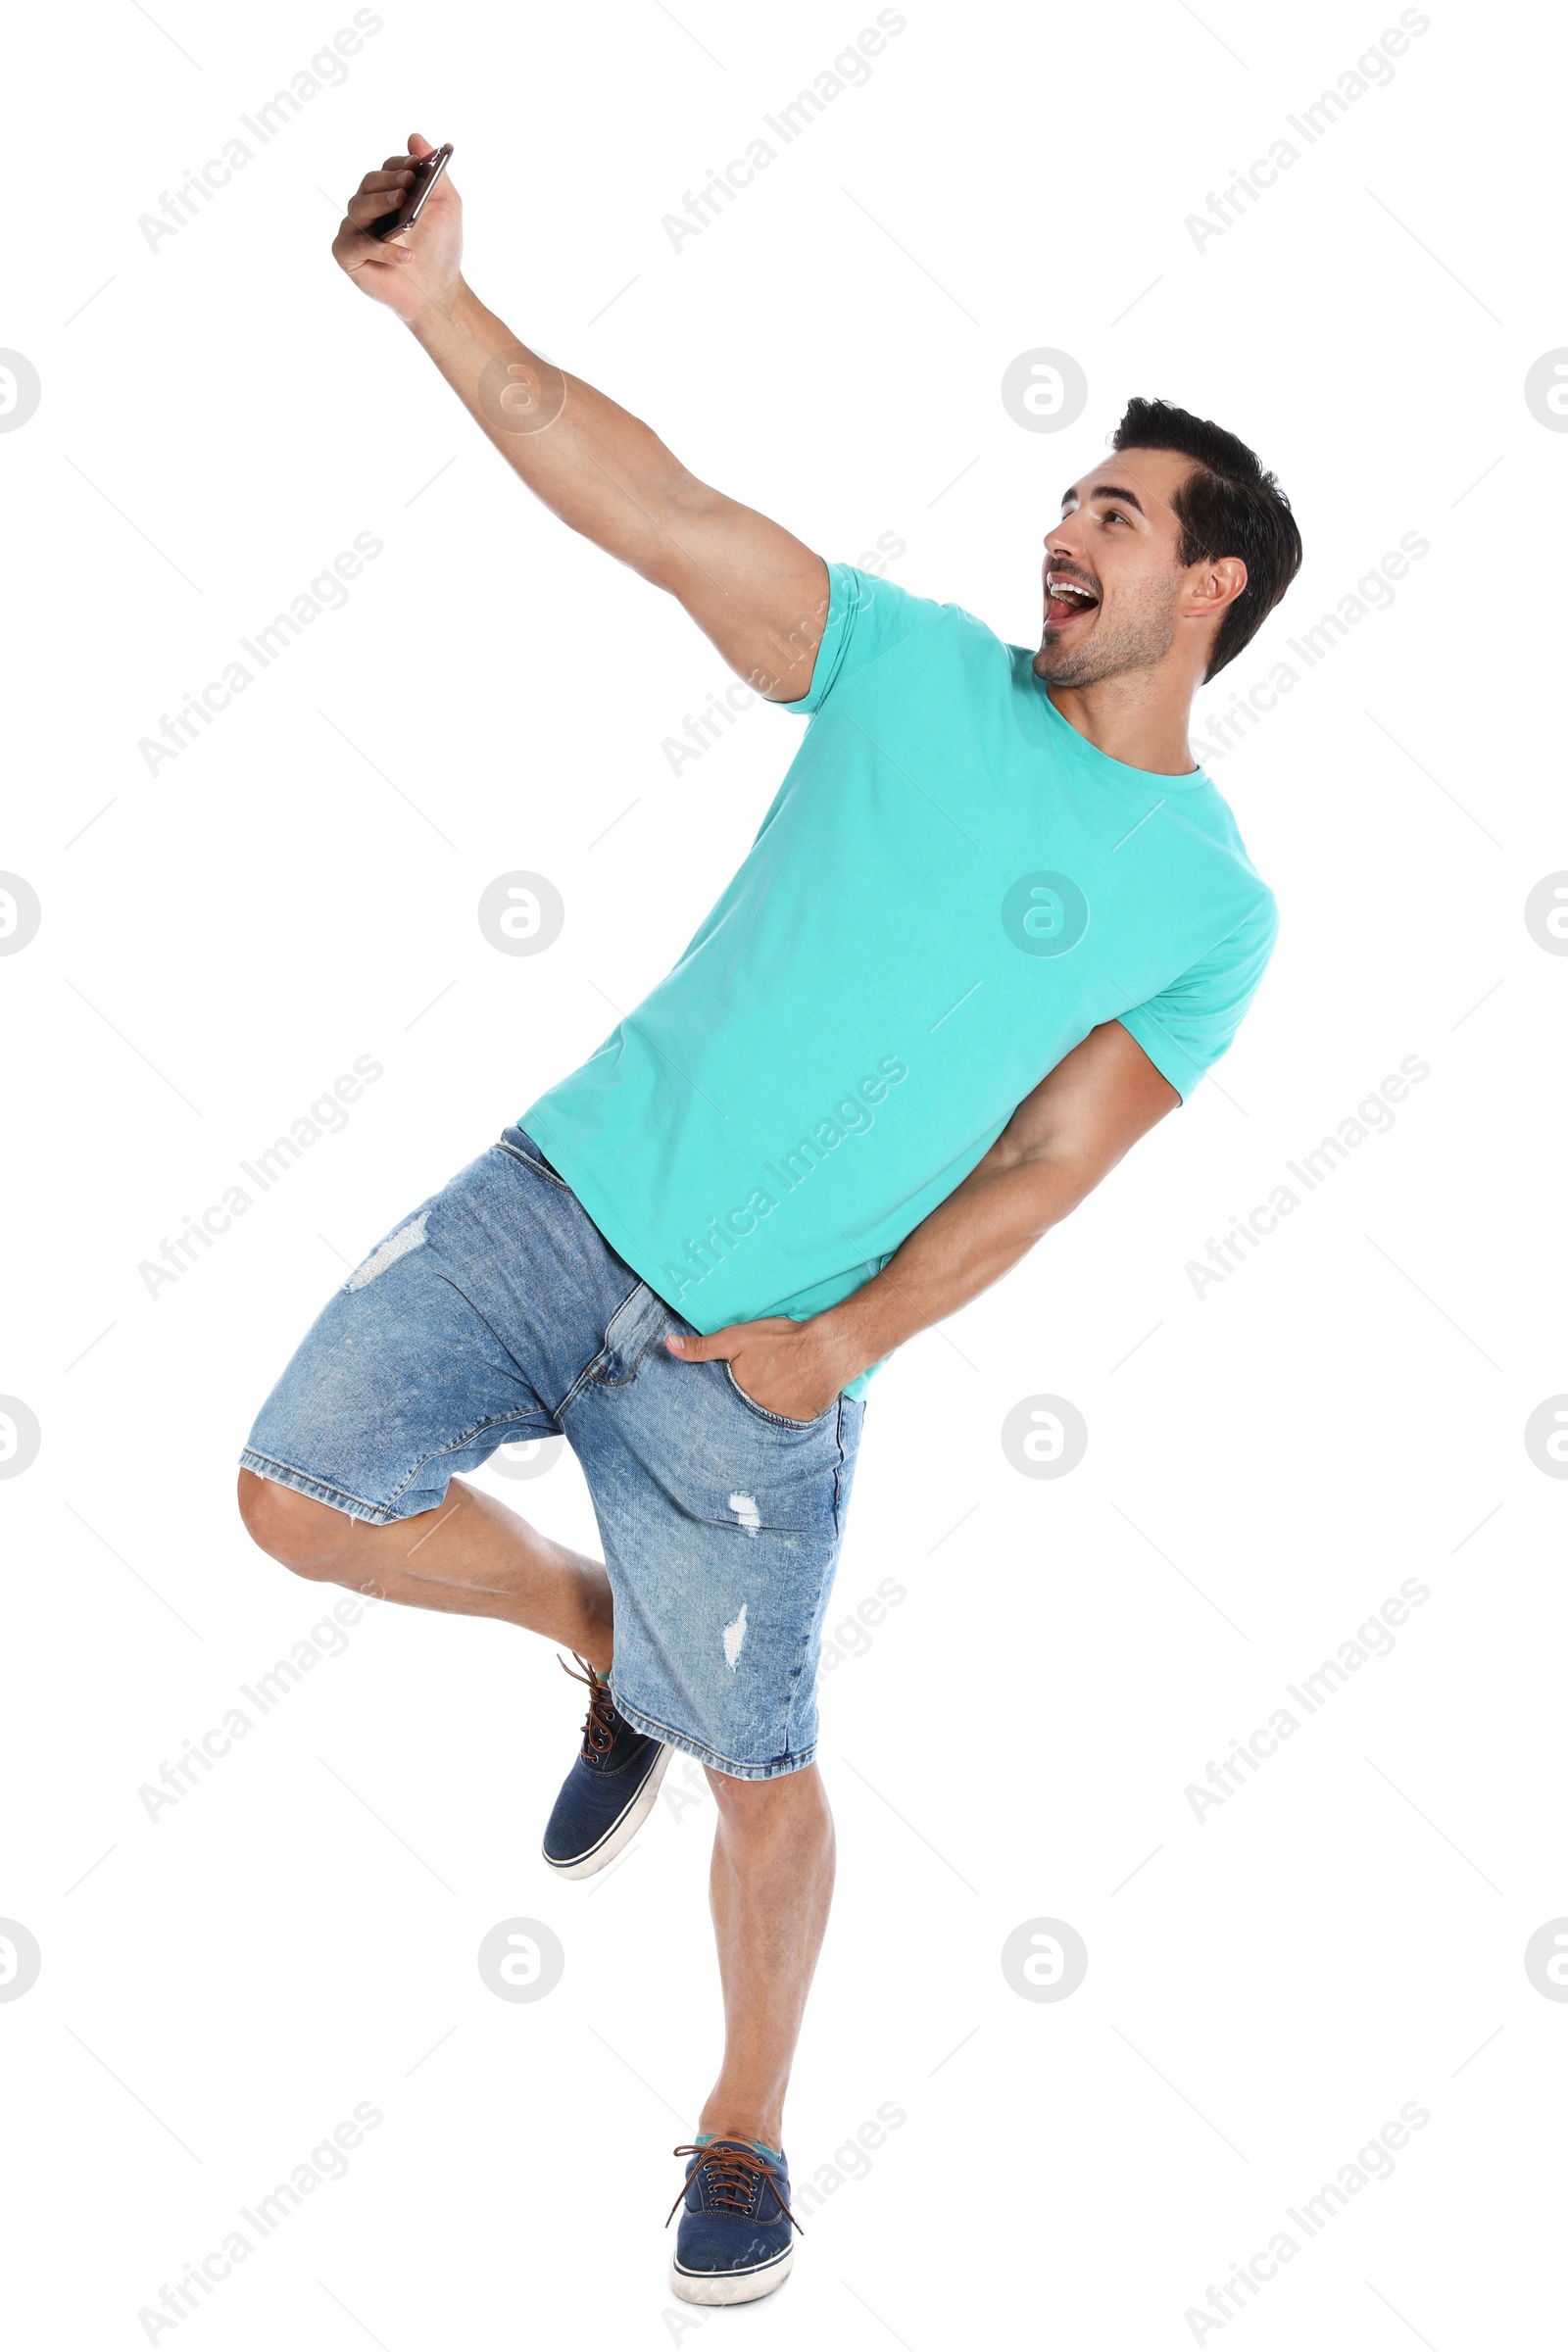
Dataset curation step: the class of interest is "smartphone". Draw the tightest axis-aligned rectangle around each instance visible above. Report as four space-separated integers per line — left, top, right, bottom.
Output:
368 143 453 242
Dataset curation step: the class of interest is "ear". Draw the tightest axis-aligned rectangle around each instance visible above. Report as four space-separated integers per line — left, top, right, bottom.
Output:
1183 555 1248 623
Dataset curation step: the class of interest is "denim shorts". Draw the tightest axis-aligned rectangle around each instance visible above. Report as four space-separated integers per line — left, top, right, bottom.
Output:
239 1128 866 1780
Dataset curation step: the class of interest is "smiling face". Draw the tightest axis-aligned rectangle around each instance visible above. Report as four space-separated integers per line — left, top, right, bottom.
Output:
1033 447 1222 690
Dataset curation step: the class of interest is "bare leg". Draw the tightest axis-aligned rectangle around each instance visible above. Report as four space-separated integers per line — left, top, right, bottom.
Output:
236 1468 613 1675
697 1766 836 2151
239 1470 834 2150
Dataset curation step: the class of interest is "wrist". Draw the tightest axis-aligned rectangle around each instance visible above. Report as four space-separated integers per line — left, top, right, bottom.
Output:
814 1295 891 1388
405 272 482 352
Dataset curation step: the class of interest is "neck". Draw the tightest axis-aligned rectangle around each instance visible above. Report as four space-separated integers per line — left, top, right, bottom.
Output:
1043 666 1200 777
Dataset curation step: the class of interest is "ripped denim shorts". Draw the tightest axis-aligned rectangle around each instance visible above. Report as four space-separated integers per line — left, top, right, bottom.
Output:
239 1128 866 1779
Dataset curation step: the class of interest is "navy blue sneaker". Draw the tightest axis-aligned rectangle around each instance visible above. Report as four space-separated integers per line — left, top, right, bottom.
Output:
541 1656 669 1880
667 2136 802 2304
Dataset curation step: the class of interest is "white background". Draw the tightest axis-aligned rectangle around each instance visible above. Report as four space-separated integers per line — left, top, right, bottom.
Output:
4 0 1565 2343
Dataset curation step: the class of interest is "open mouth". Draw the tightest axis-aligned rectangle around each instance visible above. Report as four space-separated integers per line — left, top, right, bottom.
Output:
1045 570 1101 629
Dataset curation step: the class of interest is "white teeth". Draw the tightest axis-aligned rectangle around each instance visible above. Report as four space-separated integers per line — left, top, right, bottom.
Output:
1048 576 1097 603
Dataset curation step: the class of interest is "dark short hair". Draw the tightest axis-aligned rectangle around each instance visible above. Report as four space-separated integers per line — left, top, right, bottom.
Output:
1111 396 1302 679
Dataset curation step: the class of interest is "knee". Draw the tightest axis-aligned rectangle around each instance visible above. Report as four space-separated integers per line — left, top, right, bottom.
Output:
705 1763 829 1837
237 1470 352 1580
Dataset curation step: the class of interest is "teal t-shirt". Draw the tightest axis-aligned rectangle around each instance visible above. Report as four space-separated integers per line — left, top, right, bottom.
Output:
522 563 1277 1395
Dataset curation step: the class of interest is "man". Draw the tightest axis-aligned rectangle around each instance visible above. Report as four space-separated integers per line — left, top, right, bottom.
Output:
238 132 1301 2305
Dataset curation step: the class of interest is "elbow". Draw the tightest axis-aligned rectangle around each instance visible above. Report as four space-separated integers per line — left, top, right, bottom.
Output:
1017 1137 1117 1208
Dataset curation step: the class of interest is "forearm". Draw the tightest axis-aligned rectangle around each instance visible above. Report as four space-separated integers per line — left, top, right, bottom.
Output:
407 278 707 586
817 1146 1101 1382
406 278 826 694
335 140 827 692
663 1018 1175 1420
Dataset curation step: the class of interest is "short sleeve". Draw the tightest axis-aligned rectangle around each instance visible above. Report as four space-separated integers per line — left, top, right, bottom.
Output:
1118 891 1279 1100
780 562 947 717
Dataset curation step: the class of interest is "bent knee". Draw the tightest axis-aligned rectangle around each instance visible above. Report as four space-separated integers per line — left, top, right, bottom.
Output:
237 1469 354 1579
705 1761 823 1817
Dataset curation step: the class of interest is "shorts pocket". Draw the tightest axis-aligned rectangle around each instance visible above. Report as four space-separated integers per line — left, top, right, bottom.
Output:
723 1359 839 1432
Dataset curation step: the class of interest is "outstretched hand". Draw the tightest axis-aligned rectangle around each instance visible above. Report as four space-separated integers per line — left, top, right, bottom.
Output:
331 129 463 320
664 1315 856 1426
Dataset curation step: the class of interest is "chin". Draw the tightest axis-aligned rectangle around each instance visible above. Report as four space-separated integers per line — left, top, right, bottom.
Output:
1033 642 1092 685
1035 620 1169 690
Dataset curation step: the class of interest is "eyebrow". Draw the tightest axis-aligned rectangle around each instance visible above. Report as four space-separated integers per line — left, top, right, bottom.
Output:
1059 482 1148 516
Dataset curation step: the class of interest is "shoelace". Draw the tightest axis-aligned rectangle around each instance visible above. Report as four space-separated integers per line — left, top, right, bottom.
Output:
664 2141 804 2235
557 1652 616 1759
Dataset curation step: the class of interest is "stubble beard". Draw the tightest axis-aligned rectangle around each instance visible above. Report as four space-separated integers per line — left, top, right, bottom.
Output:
1032 582 1179 688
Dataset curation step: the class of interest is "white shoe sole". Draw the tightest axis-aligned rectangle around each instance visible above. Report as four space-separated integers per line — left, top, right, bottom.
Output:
543 1742 672 1881
670 2248 794 2305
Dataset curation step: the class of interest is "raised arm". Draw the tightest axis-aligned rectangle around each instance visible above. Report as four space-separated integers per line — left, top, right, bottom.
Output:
666 1020 1182 1418
332 132 829 700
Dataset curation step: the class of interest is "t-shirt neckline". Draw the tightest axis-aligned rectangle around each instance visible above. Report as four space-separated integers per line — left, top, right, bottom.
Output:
1029 664 1211 790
